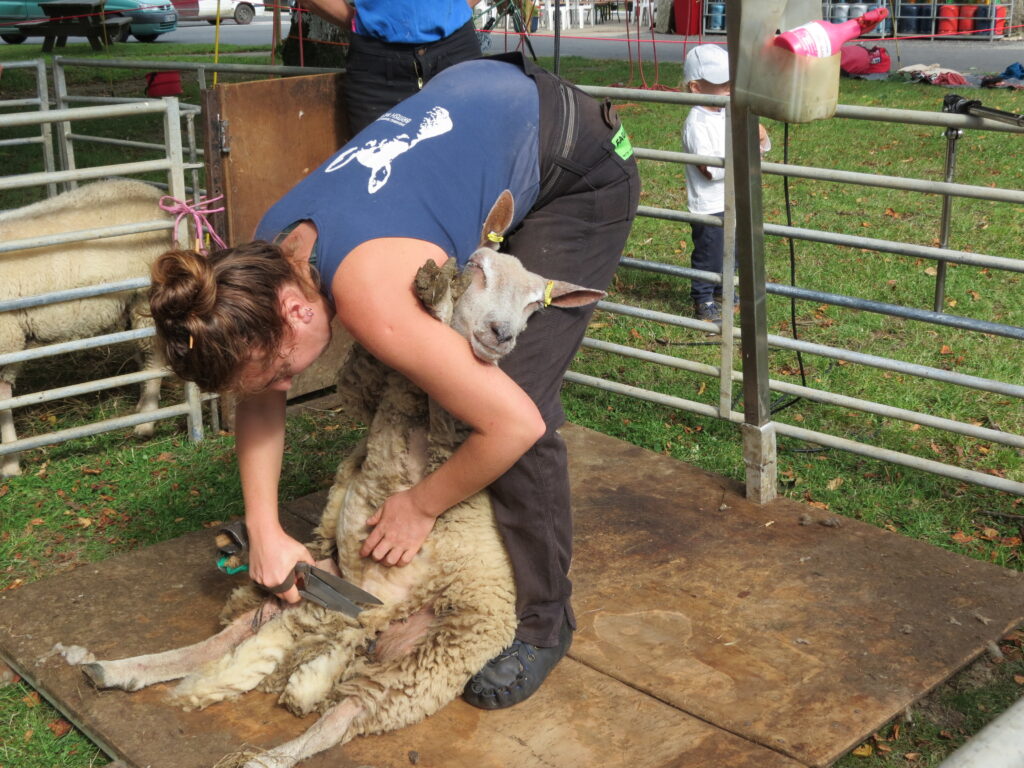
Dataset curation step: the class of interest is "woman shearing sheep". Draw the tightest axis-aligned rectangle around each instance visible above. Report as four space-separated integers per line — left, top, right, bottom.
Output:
148 53 639 709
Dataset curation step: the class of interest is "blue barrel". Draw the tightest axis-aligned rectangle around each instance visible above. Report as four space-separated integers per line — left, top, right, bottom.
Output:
974 2 992 36
870 3 892 35
831 3 850 23
849 3 870 18
898 3 919 34
708 2 725 31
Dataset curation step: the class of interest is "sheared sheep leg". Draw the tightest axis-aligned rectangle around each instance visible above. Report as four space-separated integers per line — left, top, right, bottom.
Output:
0 380 21 477
239 699 363 768
279 605 435 716
81 603 277 691
172 609 296 709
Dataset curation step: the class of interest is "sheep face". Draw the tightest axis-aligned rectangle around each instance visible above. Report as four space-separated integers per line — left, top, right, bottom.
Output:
453 249 545 364
452 249 607 365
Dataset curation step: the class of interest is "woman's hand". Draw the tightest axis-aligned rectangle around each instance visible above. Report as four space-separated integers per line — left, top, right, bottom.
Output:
360 489 437 567
248 527 315 604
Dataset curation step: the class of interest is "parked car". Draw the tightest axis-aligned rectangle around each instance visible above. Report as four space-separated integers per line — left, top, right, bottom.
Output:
171 0 261 25
0 0 177 43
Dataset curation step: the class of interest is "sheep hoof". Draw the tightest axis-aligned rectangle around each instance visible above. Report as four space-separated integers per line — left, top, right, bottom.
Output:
81 662 110 689
133 423 155 439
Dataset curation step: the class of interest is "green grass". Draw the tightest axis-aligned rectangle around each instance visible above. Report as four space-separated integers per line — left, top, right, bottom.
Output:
2 53 1023 767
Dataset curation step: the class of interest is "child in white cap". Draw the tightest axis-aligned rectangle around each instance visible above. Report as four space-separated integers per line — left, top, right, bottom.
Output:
681 44 770 323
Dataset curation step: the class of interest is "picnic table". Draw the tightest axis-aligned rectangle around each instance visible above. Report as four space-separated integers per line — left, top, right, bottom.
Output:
28 0 130 51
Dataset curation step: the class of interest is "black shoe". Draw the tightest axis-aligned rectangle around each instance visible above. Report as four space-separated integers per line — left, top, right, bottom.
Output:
463 621 572 710
694 300 721 323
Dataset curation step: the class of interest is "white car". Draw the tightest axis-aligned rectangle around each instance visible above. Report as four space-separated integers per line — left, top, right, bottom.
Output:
172 0 262 25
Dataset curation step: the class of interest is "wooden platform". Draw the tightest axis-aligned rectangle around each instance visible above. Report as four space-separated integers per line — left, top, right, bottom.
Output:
1 424 1021 768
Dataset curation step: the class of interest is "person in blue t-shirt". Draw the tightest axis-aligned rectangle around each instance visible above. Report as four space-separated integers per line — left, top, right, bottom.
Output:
148 55 639 710
296 0 483 134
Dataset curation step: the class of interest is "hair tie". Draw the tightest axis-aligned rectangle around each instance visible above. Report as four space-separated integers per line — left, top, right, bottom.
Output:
543 281 554 307
486 231 503 244
159 195 228 254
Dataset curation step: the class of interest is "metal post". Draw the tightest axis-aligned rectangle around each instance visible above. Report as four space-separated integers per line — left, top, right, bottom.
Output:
34 59 58 198
933 124 962 312
719 106 737 418
726 0 777 504
49 57 77 192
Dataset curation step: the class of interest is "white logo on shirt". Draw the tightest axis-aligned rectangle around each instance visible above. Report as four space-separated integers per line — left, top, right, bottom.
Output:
325 106 453 194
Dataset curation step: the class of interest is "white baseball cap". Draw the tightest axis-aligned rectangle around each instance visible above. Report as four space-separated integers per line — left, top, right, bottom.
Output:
684 44 730 85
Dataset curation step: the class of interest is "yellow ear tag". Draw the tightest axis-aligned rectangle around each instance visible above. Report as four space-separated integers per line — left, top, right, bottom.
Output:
543 281 554 307
486 231 503 244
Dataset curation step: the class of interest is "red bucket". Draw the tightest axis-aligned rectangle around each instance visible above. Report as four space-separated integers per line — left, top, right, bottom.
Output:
145 71 182 98
936 4 957 35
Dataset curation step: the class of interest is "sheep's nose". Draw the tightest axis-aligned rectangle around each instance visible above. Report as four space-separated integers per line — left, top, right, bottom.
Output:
490 322 513 344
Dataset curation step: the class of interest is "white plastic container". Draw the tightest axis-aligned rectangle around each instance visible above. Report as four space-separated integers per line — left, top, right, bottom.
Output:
731 0 841 124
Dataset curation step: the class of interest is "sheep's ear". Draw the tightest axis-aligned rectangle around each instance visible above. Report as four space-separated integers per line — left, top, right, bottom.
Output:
479 190 515 250
544 280 607 309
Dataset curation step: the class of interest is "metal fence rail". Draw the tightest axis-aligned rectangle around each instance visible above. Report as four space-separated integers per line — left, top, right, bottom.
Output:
0 59 56 198
0 96 205 465
577 82 1024 499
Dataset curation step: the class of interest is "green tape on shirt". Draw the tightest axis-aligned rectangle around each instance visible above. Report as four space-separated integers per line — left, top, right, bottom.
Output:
611 124 633 160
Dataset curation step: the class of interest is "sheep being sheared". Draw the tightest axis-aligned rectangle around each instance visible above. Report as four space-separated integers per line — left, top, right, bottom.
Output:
0 179 173 477
61 191 606 768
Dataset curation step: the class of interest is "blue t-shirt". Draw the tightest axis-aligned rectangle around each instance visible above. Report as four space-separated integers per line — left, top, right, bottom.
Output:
255 59 540 303
354 0 472 43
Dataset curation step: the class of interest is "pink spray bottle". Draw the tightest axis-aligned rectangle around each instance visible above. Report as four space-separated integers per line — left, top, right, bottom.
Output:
774 7 889 58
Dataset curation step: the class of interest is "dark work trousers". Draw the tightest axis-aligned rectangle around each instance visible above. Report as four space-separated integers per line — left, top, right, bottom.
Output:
689 213 725 305
344 20 481 135
489 55 640 648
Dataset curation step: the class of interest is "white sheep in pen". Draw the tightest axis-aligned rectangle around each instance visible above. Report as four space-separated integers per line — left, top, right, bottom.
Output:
0 179 172 477
62 192 605 768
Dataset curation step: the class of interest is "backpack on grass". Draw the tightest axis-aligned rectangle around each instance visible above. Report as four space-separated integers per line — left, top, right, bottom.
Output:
840 45 891 76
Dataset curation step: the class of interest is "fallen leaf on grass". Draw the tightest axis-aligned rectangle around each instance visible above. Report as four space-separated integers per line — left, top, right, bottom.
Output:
978 527 1000 541
924 267 938 276
22 691 40 707
81 467 102 476
0 484 8 499
47 719 72 739
827 477 844 491
154 452 176 462
1014 674 1024 685
968 290 981 301
77 517 93 528
951 531 974 544
940 345 953 355
851 743 873 757
904 753 921 761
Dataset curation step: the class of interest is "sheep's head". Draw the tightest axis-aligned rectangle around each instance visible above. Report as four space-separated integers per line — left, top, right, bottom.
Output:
452 248 606 364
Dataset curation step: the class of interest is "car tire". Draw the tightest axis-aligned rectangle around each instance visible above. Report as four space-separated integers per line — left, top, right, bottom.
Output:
1 33 26 44
113 22 130 43
233 3 255 24
133 33 160 42
207 19 218 24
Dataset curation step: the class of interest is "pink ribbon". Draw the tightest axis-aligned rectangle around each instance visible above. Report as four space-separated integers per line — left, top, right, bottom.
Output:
159 194 228 254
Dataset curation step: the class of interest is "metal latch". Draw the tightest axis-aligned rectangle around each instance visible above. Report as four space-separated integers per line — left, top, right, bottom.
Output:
216 116 231 155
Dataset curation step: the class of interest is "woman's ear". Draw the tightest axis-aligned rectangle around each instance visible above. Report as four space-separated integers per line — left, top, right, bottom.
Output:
279 284 313 328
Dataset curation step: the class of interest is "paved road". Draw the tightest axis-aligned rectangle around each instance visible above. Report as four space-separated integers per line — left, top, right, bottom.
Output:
158 17 1024 75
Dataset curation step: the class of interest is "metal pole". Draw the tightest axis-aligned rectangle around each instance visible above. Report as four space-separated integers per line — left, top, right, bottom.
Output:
934 124 963 312
34 59 58 198
726 0 776 504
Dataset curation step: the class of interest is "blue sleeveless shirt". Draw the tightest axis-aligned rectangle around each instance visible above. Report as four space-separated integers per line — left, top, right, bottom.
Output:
255 59 540 303
353 0 472 43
